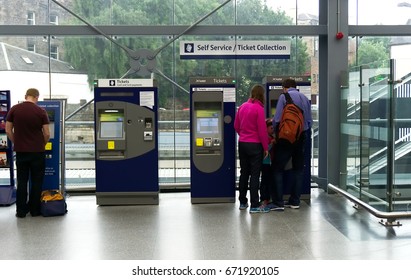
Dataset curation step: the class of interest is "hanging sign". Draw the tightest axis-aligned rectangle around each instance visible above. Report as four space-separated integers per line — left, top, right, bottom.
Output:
180 41 290 59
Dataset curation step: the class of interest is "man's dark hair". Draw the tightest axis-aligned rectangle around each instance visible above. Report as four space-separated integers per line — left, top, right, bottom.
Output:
282 78 297 89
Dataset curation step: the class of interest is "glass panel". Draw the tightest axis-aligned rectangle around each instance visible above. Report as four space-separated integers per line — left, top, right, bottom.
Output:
341 62 392 209
348 36 391 70
0 36 53 105
263 0 319 25
362 63 390 211
0 0 321 26
48 35 95 192
174 0 234 25
343 56 411 213
1 30 318 191
393 58 411 211
341 66 361 198
64 101 95 192
349 0 411 25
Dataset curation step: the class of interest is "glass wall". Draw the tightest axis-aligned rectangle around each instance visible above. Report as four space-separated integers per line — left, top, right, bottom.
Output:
0 0 321 192
6 0 411 196
341 57 411 212
349 0 411 25
48 0 320 26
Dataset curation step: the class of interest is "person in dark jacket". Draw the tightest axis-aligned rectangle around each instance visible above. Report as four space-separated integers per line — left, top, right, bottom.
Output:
272 78 312 209
6 88 50 218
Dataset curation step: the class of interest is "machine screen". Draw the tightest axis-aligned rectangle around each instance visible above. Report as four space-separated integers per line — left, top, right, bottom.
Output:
196 108 220 135
46 110 55 139
100 121 123 138
197 117 219 134
99 111 124 139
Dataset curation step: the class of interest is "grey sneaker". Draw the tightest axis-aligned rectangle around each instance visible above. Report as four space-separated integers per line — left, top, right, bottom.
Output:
239 203 249 210
267 203 285 211
249 205 270 213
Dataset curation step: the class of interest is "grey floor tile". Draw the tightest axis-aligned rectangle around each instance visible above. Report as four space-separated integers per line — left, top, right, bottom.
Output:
1 188 411 260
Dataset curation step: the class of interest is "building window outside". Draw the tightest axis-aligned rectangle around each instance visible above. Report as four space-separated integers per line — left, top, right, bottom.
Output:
50 14 59 25
27 43 36 52
27 12 36 25
50 45 58 59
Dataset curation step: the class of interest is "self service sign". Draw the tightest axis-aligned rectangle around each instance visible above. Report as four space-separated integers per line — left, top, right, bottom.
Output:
180 40 291 59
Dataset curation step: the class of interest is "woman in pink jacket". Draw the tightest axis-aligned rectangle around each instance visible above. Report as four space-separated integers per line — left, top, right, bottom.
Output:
234 84 270 213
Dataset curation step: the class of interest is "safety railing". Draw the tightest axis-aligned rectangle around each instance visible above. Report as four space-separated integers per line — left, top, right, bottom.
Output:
338 58 411 226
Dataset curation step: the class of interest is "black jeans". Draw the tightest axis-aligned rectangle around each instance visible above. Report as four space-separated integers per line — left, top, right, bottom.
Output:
260 163 274 202
273 130 307 206
238 142 263 208
15 152 46 216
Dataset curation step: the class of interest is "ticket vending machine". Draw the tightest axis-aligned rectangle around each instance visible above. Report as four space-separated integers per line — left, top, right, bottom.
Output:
94 79 158 205
190 77 236 203
38 100 65 192
263 75 312 200
0 90 15 205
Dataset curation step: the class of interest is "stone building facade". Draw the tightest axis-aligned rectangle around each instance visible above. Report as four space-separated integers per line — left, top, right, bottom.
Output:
0 0 73 60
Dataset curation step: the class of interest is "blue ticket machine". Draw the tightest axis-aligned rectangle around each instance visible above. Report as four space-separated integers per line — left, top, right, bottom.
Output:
38 100 65 192
0 90 15 205
190 77 236 203
94 79 158 205
263 75 312 200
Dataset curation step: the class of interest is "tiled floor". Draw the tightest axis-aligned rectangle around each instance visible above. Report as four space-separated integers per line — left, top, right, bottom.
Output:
1 188 411 260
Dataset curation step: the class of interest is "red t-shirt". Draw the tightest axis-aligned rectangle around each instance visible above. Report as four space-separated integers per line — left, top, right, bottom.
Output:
6 102 49 152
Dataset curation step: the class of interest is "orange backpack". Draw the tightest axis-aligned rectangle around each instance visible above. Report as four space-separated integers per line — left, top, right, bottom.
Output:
277 92 304 144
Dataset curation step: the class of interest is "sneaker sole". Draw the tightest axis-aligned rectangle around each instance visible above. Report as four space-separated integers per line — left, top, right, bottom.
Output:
285 205 300 209
270 207 285 212
249 210 270 213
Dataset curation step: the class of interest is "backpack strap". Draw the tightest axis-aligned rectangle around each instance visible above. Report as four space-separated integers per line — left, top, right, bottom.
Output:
283 91 304 114
283 91 293 105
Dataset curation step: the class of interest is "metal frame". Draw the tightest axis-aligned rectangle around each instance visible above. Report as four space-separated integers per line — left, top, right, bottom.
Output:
328 183 411 227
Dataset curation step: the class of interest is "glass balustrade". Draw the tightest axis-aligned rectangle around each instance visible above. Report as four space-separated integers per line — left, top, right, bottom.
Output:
340 58 411 213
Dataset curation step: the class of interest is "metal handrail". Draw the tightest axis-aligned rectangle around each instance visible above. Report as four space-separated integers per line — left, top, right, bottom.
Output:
328 183 411 226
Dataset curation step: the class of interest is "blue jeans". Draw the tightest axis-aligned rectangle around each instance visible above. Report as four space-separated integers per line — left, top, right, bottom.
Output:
16 152 46 216
238 142 263 208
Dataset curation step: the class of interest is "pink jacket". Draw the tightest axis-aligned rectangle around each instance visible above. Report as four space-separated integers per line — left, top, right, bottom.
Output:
234 98 268 151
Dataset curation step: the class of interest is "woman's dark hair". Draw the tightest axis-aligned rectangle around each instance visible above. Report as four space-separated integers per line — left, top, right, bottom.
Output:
250 84 265 105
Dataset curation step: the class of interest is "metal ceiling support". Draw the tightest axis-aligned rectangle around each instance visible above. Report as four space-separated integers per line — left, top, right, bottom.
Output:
152 0 232 58
51 0 232 78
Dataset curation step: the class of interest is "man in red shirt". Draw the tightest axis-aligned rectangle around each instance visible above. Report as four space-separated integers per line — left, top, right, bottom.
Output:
6 88 50 218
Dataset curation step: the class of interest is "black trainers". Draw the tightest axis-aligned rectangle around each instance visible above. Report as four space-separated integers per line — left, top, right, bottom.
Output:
284 203 300 209
15 212 26 218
